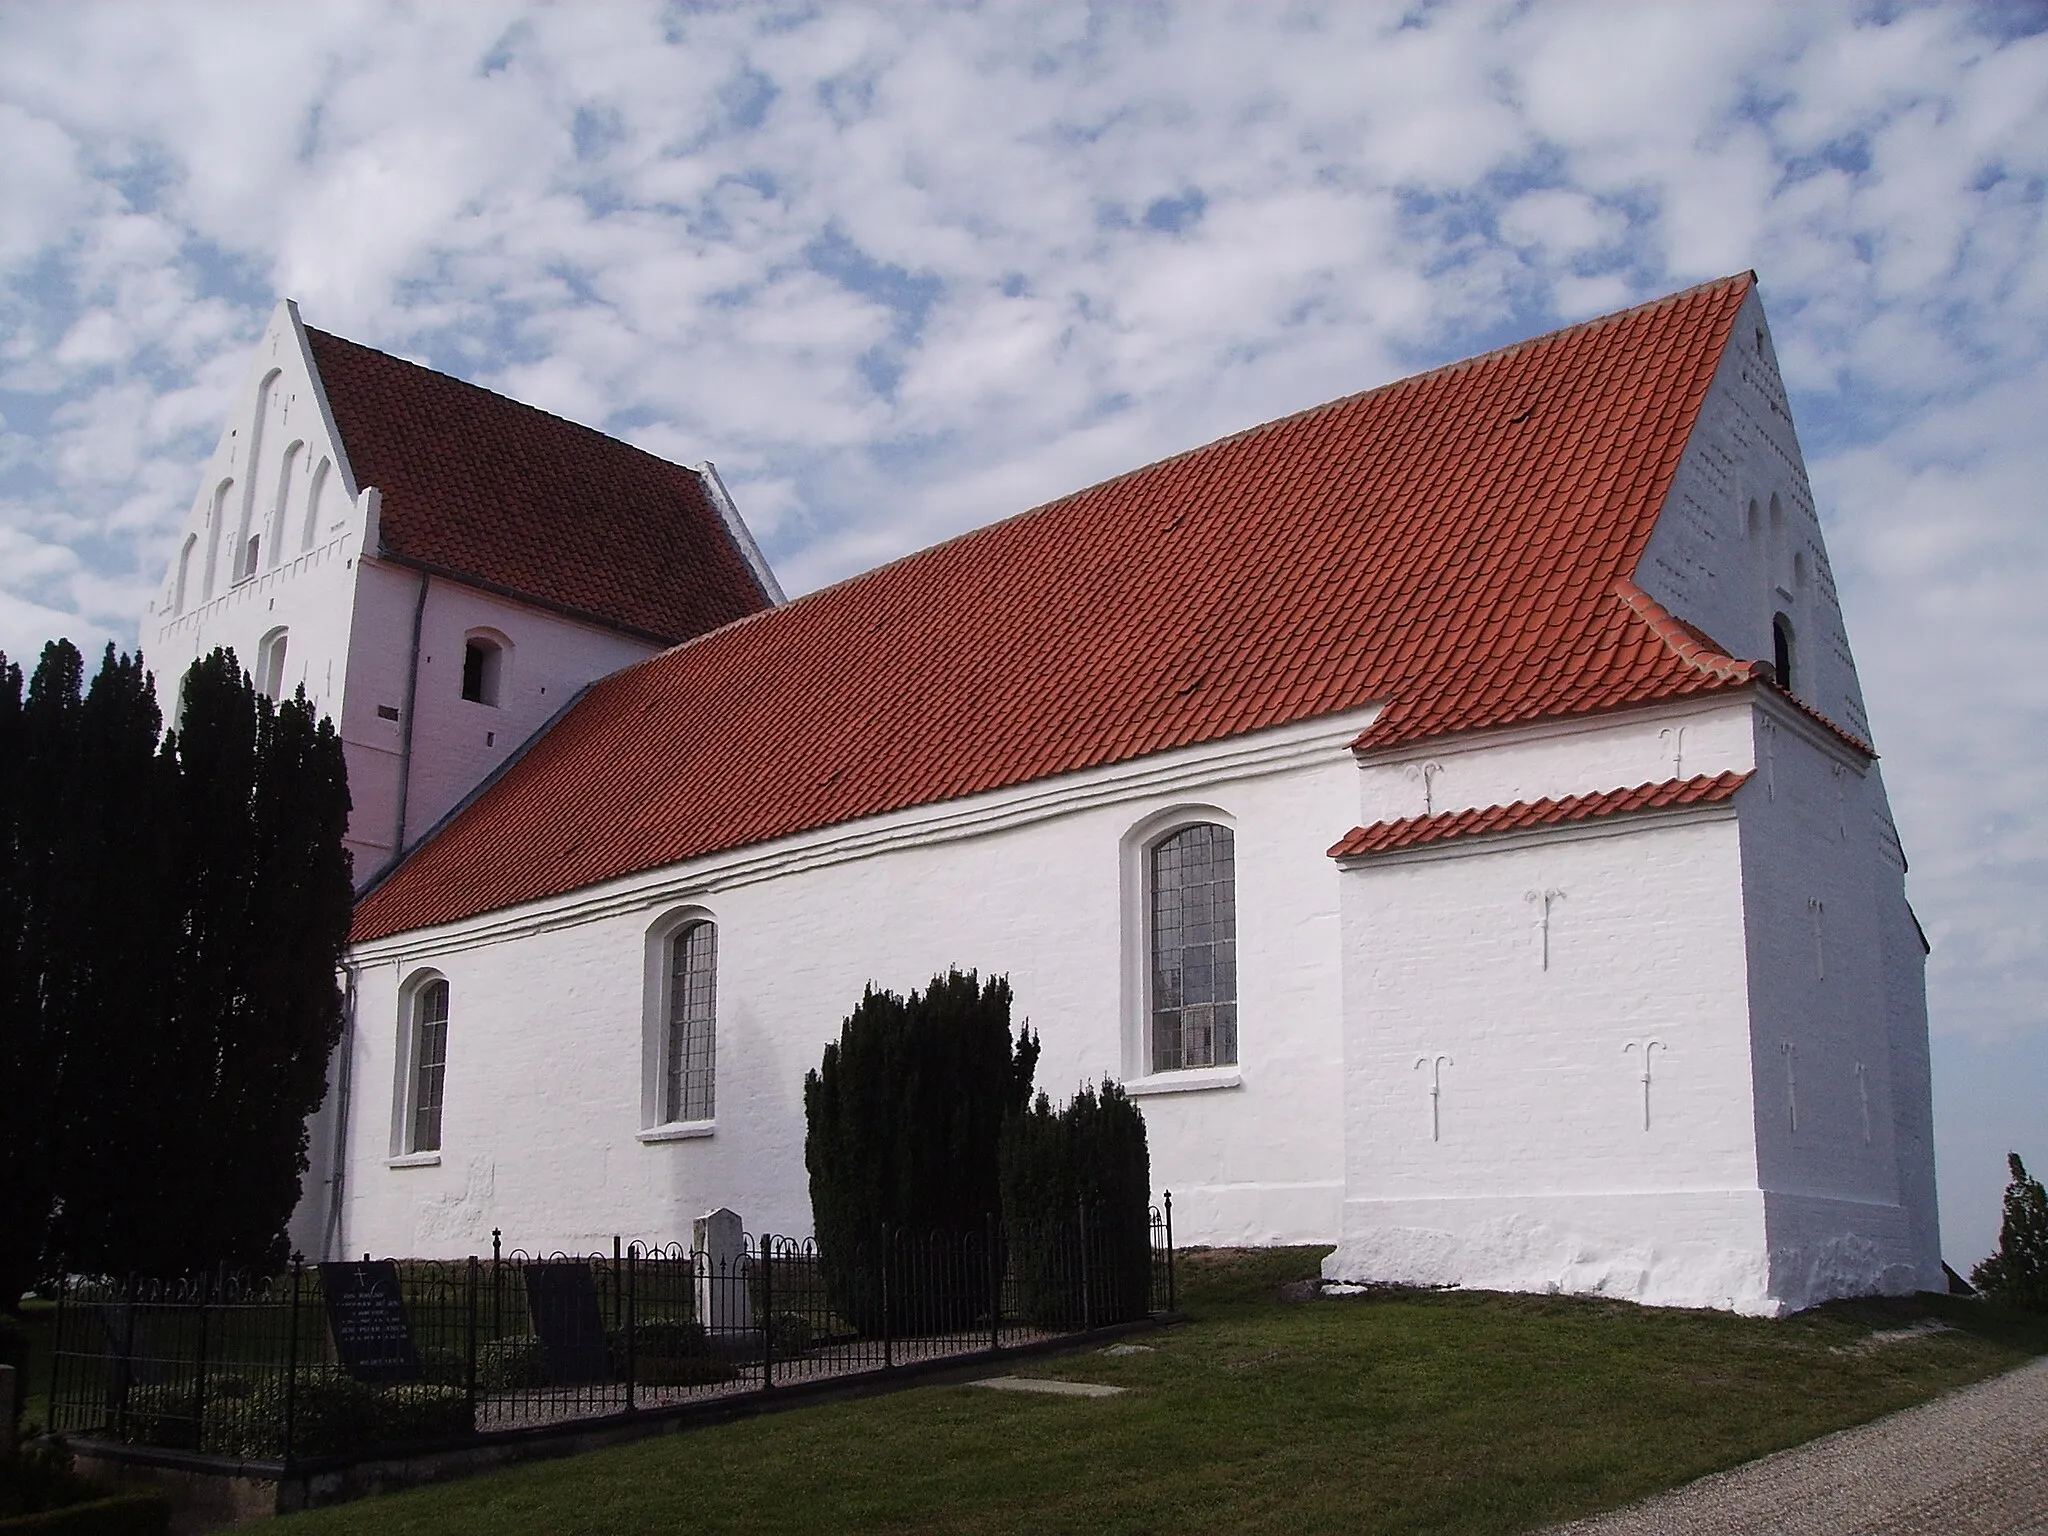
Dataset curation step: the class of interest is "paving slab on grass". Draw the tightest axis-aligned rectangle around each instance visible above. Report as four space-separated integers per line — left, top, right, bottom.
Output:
1543 1353 2048 1536
968 1376 1126 1398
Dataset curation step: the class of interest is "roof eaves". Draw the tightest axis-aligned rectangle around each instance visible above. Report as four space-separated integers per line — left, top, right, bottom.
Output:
368 549 687 648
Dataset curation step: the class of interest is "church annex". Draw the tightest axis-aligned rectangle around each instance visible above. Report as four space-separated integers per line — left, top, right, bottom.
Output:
142 273 1942 1316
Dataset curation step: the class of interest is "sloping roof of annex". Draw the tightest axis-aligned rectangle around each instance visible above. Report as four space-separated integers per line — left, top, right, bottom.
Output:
1328 771 1755 861
305 327 776 644
353 272 1773 944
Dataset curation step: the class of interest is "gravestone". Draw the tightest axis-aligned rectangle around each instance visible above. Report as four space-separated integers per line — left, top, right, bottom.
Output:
318 1261 422 1383
525 1262 611 1385
693 1207 752 1337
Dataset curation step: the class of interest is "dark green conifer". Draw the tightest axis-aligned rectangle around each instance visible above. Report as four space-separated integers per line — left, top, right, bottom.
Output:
804 969 1038 1330
1971 1153 2048 1312
999 1081 1153 1326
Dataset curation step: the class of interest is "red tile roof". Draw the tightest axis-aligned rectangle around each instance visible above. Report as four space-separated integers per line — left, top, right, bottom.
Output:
306 329 774 643
354 274 1764 942
1327 771 1754 861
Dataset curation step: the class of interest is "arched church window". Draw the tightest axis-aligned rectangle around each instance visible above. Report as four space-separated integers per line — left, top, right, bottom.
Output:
1773 613 1795 694
255 627 289 700
1150 822 1237 1072
407 977 451 1155
666 921 717 1123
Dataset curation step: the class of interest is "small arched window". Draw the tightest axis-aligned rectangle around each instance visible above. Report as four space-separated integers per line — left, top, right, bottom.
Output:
1149 822 1237 1072
1773 613 1795 694
461 635 505 706
255 627 289 700
665 921 717 1123
407 978 451 1154
1769 493 1783 530
1745 499 1760 538
237 534 261 582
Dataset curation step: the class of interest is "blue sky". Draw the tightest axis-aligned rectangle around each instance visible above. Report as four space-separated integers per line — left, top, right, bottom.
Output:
2 1 2042 1270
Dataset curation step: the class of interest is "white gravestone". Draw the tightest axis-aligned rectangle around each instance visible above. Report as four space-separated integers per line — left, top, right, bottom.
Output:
693 1207 752 1336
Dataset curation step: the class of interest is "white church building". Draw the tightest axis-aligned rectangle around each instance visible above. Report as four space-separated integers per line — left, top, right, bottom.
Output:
142 273 1941 1317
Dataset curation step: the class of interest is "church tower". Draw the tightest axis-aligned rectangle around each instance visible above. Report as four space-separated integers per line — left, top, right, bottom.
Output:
142 303 782 884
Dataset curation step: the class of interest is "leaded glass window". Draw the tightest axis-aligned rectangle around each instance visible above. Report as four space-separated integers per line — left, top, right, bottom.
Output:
666 921 717 1122
1150 823 1237 1071
411 979 449 1153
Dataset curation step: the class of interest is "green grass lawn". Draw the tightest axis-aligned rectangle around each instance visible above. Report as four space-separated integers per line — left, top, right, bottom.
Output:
263 1251 2048 1532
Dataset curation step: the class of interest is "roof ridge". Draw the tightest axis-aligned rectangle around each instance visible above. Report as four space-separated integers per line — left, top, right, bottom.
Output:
933 273 1760 552
303 325 707 483
631 273 1762 643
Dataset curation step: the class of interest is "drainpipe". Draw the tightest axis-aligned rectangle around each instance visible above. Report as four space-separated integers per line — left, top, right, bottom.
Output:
322 962 359 1263
390 570 430 864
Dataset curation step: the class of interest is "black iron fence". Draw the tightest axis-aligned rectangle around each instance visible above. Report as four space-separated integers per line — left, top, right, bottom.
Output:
47 1198 1176 1467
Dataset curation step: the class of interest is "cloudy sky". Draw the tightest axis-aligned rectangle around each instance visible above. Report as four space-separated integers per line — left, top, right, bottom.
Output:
2 1 2042 1268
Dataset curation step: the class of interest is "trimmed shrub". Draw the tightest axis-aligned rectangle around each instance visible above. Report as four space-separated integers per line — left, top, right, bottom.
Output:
1972 1152 2048 1311
606 1319 736 1385
115 1369 470 1460
804 971 1038 1334
474 1337 547 1392
1000 1082 1153 1329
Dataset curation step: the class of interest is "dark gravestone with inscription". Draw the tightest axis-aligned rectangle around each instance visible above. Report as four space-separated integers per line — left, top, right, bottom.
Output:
319 1261 422 1383
525 1262 611 1386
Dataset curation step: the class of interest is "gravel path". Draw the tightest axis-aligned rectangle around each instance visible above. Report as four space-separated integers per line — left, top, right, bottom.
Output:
1543 1354 2048 1535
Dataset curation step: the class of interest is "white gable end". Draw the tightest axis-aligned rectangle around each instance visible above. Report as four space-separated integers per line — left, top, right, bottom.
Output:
1632 287 1873 746
143 300 369 725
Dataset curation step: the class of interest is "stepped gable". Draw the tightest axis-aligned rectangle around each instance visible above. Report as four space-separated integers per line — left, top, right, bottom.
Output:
1327 772 1755 861
353 274 1758 943
306 328 773 642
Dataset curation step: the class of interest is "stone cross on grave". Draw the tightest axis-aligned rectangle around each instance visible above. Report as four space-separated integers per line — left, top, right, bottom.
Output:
1415 1054 1453 1142
1624 1039 1665 1130
1525 888 1565 970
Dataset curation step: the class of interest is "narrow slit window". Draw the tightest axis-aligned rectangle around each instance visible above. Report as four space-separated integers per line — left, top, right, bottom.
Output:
1150 823 1237 1072
411 980 450 1153
666 922 716 1122
1773 614 1795 694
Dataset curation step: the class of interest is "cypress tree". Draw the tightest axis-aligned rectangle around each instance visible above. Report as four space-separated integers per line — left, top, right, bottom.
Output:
0 644 94 1304
0 646 48 1308
155 651 352 1272
804 969 1038 1331
46 646 181 1276
1971 1153 2048 1312
999 1081 1153 1327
